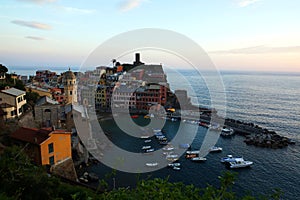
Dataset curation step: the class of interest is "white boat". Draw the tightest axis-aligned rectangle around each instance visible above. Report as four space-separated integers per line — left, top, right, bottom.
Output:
140 135 150 139
166 154 179 159
142 145 151 150
168 163 181 167
226 157 253 169
145 148 154 153
144 139 152 143
209 146 222 152
186 150 200 154
146 162 158 167
221 128 234 136
220 155 242 163
163 146 174 151
172 166 181 170
191 157 207 162
153 129 162 133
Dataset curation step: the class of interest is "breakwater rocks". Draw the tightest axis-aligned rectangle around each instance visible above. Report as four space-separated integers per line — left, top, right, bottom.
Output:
224 118 296 149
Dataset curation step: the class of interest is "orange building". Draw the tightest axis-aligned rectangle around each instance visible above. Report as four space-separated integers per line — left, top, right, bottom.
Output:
10 127 71 165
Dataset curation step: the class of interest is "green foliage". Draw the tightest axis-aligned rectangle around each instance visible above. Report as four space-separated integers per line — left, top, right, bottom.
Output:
0 146 283 200
25 91 40 107
0 64 8 73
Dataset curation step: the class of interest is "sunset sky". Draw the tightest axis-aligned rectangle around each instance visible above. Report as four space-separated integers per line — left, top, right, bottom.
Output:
1 0 300 72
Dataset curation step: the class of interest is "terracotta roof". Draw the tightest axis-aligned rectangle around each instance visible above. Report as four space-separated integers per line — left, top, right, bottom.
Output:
10 127 51 145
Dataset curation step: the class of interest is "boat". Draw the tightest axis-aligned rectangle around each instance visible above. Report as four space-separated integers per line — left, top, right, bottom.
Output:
185 154 198 159
166 154 179 159
159 141 168 145
153 129 162 133
131 115 139 119
145 148 154 153
179 143 191 149
145 162 158 167
163 146 174 151
209 146 222 152
167 163 181 167
144 139 152 143
221 127 234 136
172 166 181 170
220 155 242 163
186 150 200 154
144 115 150 119
142 145 151 150
226 158 253 169
191 157 207 162
140 135 150 139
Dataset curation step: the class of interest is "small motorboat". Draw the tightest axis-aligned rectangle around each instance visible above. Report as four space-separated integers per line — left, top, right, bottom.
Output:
209 146 222 152
142 145 152 150
220 155 242 163
179 143 191 149
185 154 198 159
144 139 152 143
131 115 139 119
226 158 253 169
145 148 155 153
172 166 181 170
186 150 200 154
163 146 174 151
221 127 234 136
146 162 158 167
191 157 207 162
167 163 181 167
166 154 179 159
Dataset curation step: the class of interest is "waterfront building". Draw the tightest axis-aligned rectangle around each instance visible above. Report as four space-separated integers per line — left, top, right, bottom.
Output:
35 70 57 83
10 127 71 165
0 87 26 119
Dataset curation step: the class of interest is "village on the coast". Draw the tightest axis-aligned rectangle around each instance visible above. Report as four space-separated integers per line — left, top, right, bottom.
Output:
0 53 296 186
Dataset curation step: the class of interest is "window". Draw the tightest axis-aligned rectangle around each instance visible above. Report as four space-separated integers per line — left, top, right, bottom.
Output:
0 98 2 101
48 143 54 153
11 111 14 116
49 156 54 165
70 91 72 95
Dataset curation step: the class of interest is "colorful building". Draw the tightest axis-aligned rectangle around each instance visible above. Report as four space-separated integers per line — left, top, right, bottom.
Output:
10 127 71 166
0 87 27 119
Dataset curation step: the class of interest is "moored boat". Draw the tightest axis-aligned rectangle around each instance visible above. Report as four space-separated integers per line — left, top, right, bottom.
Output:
209 146 222 152
221 127 234 136
220 155 242 163
144 139 152 143
146 162 158 167
226 157 253 169
191 157 207 162
168 162 181 167
142 145 151 150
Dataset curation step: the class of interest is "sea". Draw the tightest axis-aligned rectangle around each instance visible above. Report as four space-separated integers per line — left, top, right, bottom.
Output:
13 67 300 199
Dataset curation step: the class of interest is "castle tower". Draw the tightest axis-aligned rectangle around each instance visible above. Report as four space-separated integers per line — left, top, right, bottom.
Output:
63 68 77 104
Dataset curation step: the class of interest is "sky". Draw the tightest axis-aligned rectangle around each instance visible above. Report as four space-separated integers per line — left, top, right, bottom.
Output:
1 0 300 72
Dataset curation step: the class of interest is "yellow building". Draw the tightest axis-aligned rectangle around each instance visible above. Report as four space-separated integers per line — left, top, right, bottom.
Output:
25 85 52 98
10 127 72 166
63 69 77 104
0 87 27 119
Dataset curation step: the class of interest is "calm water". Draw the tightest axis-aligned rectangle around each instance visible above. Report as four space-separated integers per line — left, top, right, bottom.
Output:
13 67 300 199
88 70 300 200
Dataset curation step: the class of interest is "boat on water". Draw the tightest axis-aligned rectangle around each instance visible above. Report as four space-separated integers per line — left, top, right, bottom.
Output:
131 115 139 119
179 143 191 149
226 157 253 169
146 162 158 167
142 145 152 150
166 154 179 159
159 141 168 145
209 146 222 152
185 154 198 159
221 127 234 136
144 139 152 143
167 163 181 167
140 135 150 139
145 148 154 153
163 146 174 151
191 157 207 162
186 150 200 154
172 166 181 170
220 155 242 163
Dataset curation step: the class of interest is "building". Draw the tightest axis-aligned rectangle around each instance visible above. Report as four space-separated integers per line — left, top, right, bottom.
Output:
10 127 71 166
25 84 52 98
34 96 62 128
63 69 77 104
0 87 26 119
0 72 5 80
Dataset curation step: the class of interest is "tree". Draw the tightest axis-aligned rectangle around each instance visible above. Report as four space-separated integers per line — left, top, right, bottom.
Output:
0 64 8 73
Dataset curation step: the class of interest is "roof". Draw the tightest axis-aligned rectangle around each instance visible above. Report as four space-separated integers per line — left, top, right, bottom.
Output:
149 85 160 90
1 87 26 97
10 127 51 145
10 127 70 145
64 70 76 79
35 96 59 106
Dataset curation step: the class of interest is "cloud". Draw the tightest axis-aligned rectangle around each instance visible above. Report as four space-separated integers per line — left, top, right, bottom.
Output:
16 0 57 3
11 20 52 30
237 0 261 7
209 45 300 54
59 6 95 14
119 0 143 12
25 36 46 41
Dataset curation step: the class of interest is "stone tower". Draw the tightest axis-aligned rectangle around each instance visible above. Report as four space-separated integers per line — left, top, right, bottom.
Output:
63 68 77 104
